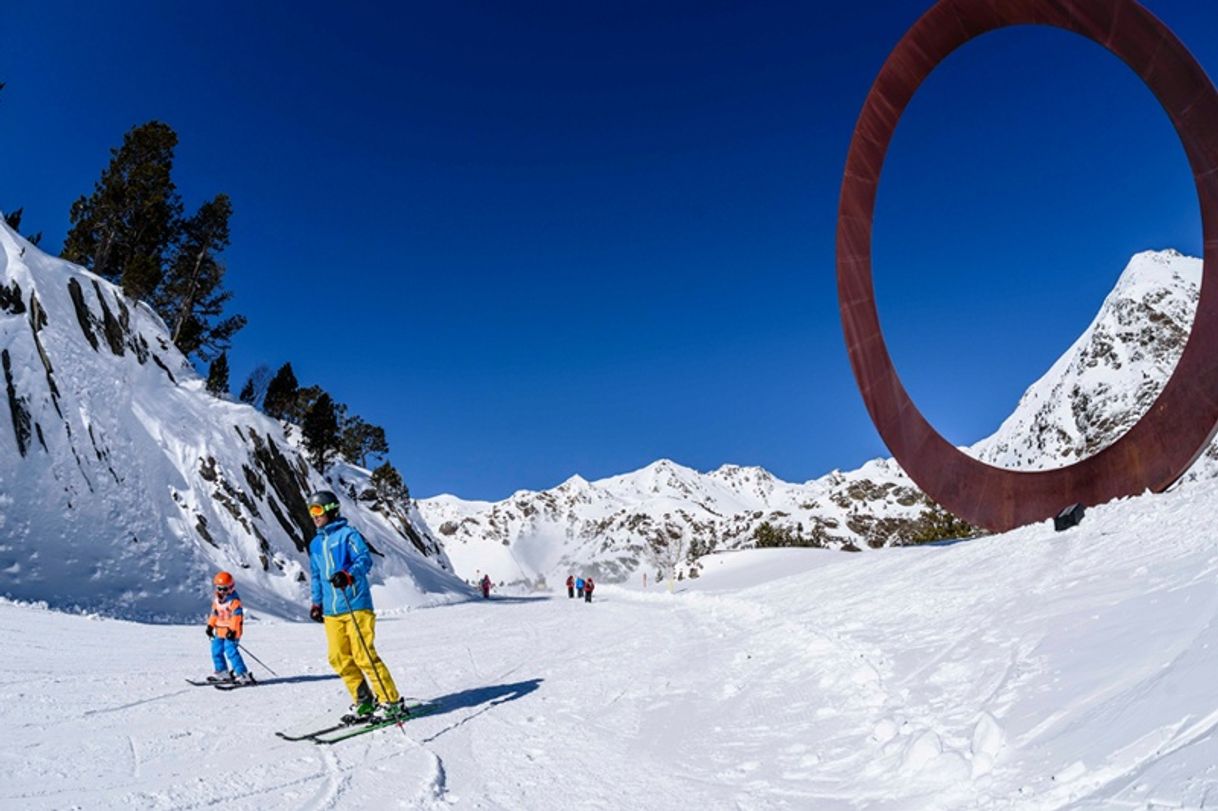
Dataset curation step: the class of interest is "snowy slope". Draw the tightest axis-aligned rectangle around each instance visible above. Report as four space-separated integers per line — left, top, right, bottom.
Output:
422 250 1207 586
0 221 469 620
4 475 1218 809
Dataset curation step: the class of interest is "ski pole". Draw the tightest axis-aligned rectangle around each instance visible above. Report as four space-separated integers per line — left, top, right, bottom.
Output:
235 642 279 677
339 586 404 731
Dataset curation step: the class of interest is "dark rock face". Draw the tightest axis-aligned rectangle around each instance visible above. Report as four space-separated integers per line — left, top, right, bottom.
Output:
26 293 61 416
2 349 32 457
0 280 25 315
248 430 314 551
67 278 99 351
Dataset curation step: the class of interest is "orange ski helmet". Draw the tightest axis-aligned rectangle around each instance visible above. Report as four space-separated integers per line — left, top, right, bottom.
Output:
213 571 235 589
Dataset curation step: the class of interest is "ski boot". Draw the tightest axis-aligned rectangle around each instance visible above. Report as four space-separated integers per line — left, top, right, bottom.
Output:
341 698 377 725
206 670 234 683
378 697 411 721
234 672 256 686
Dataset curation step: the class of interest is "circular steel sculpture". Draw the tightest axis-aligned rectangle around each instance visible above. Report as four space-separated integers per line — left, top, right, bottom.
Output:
837 0 1218 532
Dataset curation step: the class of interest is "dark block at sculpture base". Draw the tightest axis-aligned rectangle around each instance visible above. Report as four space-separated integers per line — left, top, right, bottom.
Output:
1053 503 1086 533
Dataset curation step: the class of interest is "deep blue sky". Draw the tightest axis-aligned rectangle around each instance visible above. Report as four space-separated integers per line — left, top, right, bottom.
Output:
3 1 1215 499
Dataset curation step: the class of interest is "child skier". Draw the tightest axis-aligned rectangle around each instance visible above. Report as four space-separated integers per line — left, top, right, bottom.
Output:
205 571 254 684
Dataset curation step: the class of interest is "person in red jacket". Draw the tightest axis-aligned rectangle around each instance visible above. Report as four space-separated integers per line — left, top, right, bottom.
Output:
480 574 492 599
566 574 575 599
584 576 595 603
204 571 254 684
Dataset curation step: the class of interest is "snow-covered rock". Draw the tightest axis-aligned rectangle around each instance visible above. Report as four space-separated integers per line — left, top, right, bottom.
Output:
970 249 1206 472
0 220 469 620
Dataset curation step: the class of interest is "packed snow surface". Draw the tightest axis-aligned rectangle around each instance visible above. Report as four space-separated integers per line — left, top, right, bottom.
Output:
4 477 1218 809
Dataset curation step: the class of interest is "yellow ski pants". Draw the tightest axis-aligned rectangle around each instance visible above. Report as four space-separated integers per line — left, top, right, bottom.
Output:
324 609 400 704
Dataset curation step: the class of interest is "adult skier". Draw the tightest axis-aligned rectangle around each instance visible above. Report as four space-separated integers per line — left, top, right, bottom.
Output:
306 490 407 722
566 574 575 599
204 571 254 684
480 574 492 599
584 576 595 603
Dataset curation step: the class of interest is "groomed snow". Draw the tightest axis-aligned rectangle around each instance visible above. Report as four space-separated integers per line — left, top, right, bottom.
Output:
4 477 1217 809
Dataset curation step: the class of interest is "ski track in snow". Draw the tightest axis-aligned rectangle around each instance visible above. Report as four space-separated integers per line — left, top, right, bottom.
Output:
5 481 1218 808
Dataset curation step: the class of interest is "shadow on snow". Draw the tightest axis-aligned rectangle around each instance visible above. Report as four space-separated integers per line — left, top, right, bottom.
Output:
418 678 543 741
248 673 341 687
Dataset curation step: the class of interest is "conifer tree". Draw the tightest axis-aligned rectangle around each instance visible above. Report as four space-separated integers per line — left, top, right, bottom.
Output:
238 364 271 406
0 84 42 246
302 393 340 472
3 208 42 246
62 121 182 301
262 363 299 420
371 462 410 503
206 352 230 396
157 194 245 360
339 416 390 468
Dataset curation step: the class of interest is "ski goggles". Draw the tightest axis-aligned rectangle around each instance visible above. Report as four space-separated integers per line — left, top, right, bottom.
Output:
215 585 233 594
308 502 337 517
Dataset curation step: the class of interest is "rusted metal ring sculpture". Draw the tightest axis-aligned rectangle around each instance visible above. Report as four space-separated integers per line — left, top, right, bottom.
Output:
837 0 1218 532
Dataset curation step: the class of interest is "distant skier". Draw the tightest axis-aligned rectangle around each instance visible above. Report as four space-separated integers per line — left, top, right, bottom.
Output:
566 575 575 599
576 577 585 599
205 571 254 684
480 574 492 599
307 490 407 722
584 576 595 603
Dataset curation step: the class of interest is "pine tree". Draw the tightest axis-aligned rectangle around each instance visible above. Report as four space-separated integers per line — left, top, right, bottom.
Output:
262 363 299 420
3 208 42 246
0 85 42 246
371 462 410 503
206 352 230 396
302 393 340 472
157 194 245 360
62 121 183 301
339 416 390 468
288 384 320 425
238 364 271 406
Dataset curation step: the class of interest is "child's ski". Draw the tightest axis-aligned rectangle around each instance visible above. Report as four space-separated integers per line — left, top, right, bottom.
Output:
185 678 232 687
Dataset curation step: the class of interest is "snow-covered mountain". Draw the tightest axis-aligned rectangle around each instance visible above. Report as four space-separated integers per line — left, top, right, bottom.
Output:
0 220 469 620
969 249 1215 475
422 249 1208 587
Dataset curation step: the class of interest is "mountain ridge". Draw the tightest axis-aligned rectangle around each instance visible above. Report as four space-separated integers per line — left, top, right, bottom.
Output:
421 249 1212 587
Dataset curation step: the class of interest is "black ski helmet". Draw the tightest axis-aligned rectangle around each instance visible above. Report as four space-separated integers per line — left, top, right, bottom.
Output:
306 489 341 516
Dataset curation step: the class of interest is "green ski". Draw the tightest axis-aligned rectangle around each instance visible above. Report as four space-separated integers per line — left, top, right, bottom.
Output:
310 702 439 745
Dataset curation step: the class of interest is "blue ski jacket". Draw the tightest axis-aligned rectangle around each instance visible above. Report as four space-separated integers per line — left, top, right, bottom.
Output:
309 517 375 616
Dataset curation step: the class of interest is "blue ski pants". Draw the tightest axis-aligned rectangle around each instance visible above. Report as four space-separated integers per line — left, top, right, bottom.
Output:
211 636 248 675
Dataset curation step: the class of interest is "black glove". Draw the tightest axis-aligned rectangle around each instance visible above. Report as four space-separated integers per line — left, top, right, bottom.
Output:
310 604 324 623
330 570 352 588
206 625 215 638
